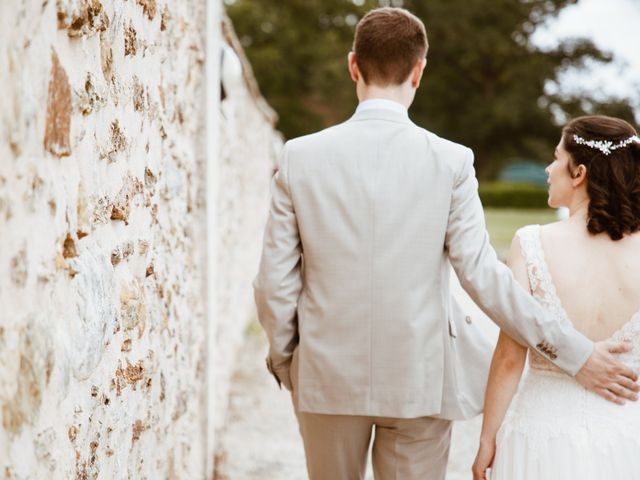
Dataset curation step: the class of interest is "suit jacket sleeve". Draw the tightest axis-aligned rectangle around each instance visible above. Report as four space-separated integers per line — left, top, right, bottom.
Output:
253 143 302 390
445 149 593 376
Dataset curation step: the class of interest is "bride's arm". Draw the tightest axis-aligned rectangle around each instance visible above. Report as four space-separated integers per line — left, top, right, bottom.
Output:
473 332 527 478
472 236 529 479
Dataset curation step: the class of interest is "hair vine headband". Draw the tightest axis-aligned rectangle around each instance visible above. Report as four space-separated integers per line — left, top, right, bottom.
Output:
572 134 640 156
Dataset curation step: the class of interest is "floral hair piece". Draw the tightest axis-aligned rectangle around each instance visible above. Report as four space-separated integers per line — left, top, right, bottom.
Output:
572 134 640 156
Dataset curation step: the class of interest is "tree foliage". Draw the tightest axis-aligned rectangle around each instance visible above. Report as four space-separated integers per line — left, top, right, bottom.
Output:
226 0 637 178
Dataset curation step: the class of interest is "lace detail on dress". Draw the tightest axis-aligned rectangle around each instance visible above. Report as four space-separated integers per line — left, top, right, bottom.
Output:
516 225 571 375
610 312 640 374
493 225 640 479
516 224 640 375
497 369 640 454
494 364 640 479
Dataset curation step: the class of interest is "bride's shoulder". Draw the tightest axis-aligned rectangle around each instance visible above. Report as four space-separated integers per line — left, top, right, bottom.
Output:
514 222 544 240
514 223 539 237
515 220 567 238
510 221 566 259
538 220 575 243
538 220 566 233
508 224 540 264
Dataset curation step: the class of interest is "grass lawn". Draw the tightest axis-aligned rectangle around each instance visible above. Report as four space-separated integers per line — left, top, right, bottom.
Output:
485 208 559 260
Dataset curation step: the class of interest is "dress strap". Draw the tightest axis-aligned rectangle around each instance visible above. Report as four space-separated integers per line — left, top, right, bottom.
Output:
516 224 571 324
516 224 543 294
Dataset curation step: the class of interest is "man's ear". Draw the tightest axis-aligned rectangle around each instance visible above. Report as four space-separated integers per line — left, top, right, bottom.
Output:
411 57 427 89
572 164 588 187
348 51 360 83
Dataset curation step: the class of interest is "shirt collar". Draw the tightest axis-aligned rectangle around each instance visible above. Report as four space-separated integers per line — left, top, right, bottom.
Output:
355 98 409 117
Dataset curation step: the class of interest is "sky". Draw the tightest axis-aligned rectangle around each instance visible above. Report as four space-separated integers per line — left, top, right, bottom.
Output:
532 0 640 114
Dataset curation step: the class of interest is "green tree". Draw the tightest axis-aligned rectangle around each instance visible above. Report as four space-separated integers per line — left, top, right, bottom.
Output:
226 0 637 178
225 0 368 137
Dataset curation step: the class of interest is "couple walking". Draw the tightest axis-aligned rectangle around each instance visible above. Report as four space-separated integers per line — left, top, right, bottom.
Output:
253 7 640 479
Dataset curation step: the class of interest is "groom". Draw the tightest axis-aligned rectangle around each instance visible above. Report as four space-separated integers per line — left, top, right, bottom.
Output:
253 7 639 479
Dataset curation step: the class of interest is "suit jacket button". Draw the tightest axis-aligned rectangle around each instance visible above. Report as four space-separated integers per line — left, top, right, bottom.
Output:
465 316 472 324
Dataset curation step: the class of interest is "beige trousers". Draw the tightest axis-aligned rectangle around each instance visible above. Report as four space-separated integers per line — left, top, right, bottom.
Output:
290 349 453 480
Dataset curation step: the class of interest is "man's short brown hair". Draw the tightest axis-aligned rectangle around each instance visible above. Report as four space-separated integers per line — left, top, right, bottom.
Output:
353 7 428 86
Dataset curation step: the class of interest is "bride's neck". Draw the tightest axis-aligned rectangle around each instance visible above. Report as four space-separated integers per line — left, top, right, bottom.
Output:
568 197 589 223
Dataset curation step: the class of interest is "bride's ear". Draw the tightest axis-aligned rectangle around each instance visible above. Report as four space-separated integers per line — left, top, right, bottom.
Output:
571 164 587 187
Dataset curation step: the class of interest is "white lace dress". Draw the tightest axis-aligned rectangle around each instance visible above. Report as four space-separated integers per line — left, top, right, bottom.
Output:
491 225 640 480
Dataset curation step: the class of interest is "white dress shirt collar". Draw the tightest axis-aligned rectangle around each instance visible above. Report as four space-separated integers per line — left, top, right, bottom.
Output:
355 98 409 117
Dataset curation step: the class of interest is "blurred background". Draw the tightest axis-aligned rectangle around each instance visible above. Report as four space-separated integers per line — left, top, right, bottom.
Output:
226 0 640 255
227 0 639 175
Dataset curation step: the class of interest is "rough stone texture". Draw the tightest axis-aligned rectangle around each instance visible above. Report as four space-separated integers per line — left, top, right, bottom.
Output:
213 16 280 433
44 50 72 157
0 1 277 479
56 0 110 38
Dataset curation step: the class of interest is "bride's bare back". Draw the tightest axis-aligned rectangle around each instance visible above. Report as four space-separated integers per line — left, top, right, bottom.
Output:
541 219 640 341
474 116 640 480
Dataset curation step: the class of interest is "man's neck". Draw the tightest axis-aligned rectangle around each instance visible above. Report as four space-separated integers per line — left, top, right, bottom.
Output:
357 84 414 109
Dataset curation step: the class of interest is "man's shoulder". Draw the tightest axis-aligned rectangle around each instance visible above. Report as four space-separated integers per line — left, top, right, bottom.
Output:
284 122 347 153
284 121 473 173
416 126 472 160
287 120 469 146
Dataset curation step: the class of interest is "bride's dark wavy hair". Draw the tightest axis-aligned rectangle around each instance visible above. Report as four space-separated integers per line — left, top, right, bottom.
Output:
562 115 640 241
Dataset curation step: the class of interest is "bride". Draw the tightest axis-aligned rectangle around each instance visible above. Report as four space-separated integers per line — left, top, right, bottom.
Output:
472 115 640 479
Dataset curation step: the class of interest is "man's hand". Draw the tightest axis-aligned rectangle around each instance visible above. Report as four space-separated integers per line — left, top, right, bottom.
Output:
575 340 640 404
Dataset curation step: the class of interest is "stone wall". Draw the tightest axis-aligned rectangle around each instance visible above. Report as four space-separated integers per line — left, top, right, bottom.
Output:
214 15 280 433
0 1 278 478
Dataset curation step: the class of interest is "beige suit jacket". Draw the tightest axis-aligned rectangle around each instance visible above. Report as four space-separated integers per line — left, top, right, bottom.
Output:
253 107 593 419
